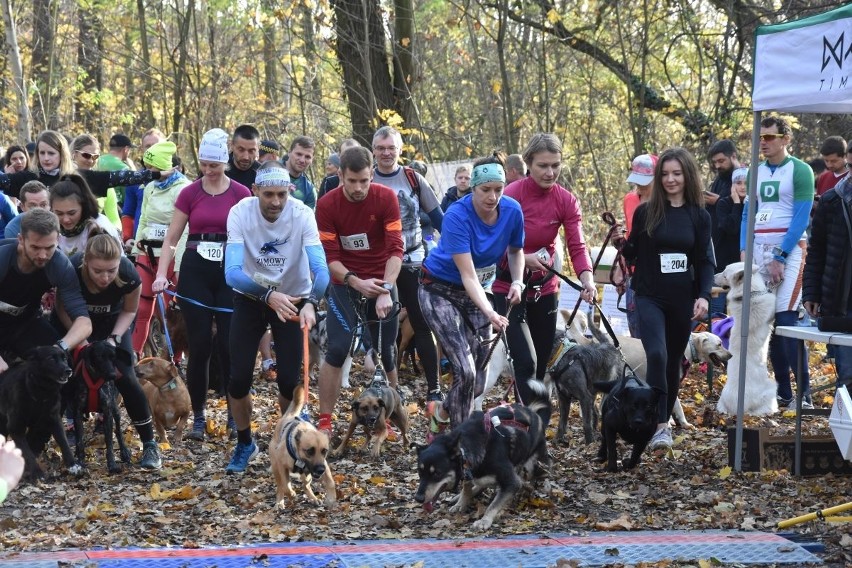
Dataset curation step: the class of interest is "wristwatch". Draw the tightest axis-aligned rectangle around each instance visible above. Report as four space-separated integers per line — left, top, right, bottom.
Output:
56 339 69 353
109 334 122 345
343 271 356 286
771 246 788 259
381 282 394 292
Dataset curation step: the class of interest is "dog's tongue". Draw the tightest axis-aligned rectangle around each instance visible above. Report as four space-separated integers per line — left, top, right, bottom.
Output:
423 501 434 513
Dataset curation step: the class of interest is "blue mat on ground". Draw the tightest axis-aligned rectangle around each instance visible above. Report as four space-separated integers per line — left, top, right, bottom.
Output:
0 530 821 567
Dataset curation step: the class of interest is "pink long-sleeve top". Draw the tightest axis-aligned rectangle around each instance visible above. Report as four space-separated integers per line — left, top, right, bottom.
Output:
492 176 593 299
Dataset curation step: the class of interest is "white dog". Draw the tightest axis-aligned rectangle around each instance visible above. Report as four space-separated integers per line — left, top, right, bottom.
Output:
714 262 777 416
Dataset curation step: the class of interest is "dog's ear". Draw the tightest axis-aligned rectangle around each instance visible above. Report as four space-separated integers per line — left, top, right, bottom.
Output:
351 400 360 412
377 398 386 408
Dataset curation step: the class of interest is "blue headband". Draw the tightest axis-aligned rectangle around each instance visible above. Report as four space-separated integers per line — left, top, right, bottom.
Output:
471 163 505 187
254 167 291 187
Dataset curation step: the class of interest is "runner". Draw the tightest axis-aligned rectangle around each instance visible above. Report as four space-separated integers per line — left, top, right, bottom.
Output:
152 128 252 440
223 161 329 473
314 146 404 436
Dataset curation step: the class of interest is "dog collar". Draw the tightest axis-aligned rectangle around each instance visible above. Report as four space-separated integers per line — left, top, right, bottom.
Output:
546 336 577 373
284 419 309 474
159 378 179 392
729 289 771 302
688 336 699 364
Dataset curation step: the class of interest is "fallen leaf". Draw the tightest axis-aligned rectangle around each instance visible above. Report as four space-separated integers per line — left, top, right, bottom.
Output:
595 514 633 531
718 466 732 479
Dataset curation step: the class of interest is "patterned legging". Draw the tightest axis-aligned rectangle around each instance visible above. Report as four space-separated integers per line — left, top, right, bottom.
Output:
418 282 492 429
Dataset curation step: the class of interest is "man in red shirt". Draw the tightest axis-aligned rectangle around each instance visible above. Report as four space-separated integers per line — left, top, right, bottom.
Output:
816 136 849 199
314 146 404 436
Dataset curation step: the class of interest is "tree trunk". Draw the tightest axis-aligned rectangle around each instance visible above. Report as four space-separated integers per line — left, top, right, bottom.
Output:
31 0 58 130
332 0 396 144
136 0 155 127
1 0 31 141
171 0 195 135
391 0 415 125
77 2 104 133
261 0 278 105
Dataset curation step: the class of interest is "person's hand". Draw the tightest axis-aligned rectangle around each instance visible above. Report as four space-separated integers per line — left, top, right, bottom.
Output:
352 276 386 299
507 281 524 305
803 300 820 319
4 165 16 174
767 260 785 286
611 230 627 249
524 253 547 272
375 292 392 319
692 297 709 321
731 191 742 205
487 309 509 333
580 281 597 304
300 302 316 331
157 167 177 180
0 434 24 497
152 275 168 293
268 291 301 322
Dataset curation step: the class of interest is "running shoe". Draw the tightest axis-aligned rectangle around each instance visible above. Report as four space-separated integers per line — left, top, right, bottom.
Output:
425 401 449 443
140 440 162 470
649 426 673 451
226 439 259 474
185 414 206 441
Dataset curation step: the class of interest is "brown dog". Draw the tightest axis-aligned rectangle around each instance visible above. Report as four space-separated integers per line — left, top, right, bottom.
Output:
332 381 410 458
137 357 191 444
269 384 336 507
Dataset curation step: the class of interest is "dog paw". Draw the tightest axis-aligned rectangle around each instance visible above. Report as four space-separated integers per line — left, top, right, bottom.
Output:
108 463 123 475
472 518 493 531
67 463 85 477
449 502 464 514
324 496 337 508
120 449 132 463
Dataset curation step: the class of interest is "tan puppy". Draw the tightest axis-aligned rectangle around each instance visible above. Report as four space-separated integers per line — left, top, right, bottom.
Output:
137 357 191 444
332 382 410 458
270 384 336 507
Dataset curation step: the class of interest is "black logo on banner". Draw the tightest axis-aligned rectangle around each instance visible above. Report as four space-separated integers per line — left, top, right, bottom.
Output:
819 31 852 92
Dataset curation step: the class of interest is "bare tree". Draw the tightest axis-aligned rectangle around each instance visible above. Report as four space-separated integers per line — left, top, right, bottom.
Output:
1 0 31 141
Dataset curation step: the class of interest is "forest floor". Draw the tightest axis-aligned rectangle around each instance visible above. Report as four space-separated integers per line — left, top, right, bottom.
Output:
0 346 850 567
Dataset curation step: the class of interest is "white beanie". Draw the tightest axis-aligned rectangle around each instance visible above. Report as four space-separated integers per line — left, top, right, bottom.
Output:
198 128 229 163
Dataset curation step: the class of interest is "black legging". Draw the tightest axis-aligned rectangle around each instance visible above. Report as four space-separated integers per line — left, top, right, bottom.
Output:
493 292 558 406
177 250 233 414
634 294 692 424
397 265 440 393
228 294 303 400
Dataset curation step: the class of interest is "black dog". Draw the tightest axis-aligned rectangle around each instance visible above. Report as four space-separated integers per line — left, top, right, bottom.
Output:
594 370 659 472
0 345 82 479
413 380 551 531
65 341 132 473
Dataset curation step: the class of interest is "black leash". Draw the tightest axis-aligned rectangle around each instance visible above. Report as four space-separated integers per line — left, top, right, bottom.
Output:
538 263 620 350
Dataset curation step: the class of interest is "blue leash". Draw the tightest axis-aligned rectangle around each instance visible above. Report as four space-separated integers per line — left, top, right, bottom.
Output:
163 289 234 313
156 294 177 363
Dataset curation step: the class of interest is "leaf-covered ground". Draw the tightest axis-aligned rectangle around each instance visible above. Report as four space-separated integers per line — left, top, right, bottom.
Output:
1 349 850 567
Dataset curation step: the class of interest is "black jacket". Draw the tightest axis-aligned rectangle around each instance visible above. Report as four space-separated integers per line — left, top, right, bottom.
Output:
803 181 852 316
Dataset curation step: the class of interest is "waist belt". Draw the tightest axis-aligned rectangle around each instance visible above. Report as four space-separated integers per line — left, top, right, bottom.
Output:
420 269 465 291
188 233 227 242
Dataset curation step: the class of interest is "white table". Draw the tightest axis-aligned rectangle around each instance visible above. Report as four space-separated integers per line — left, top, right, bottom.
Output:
774 325 852 475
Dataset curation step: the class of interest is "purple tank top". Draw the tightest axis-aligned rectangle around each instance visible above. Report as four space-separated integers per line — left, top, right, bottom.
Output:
175 178 251 236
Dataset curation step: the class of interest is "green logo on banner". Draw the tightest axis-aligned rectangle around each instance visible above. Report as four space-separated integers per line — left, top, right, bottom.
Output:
760 180 781 202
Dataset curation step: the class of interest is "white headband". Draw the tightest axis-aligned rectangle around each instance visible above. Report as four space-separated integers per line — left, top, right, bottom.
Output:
255 167 291 187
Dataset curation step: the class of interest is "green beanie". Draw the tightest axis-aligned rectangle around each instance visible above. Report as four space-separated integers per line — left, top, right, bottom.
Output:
144 141 177 171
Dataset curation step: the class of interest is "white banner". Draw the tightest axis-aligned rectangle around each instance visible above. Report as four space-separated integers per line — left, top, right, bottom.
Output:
753 5 852 112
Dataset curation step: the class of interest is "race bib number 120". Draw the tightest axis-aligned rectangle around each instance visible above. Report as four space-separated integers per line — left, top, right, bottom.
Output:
197 241 224 261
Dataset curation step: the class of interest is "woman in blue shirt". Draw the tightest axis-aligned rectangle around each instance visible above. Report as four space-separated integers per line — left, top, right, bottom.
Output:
418 153 525 439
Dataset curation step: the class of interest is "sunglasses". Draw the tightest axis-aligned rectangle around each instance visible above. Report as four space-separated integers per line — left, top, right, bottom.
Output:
76 151 100 160
759 134 785 142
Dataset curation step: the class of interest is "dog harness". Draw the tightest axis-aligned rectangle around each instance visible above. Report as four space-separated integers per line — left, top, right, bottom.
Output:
483 405 530 435
283 418 309 474
545 335 578 373
72 345 105 414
